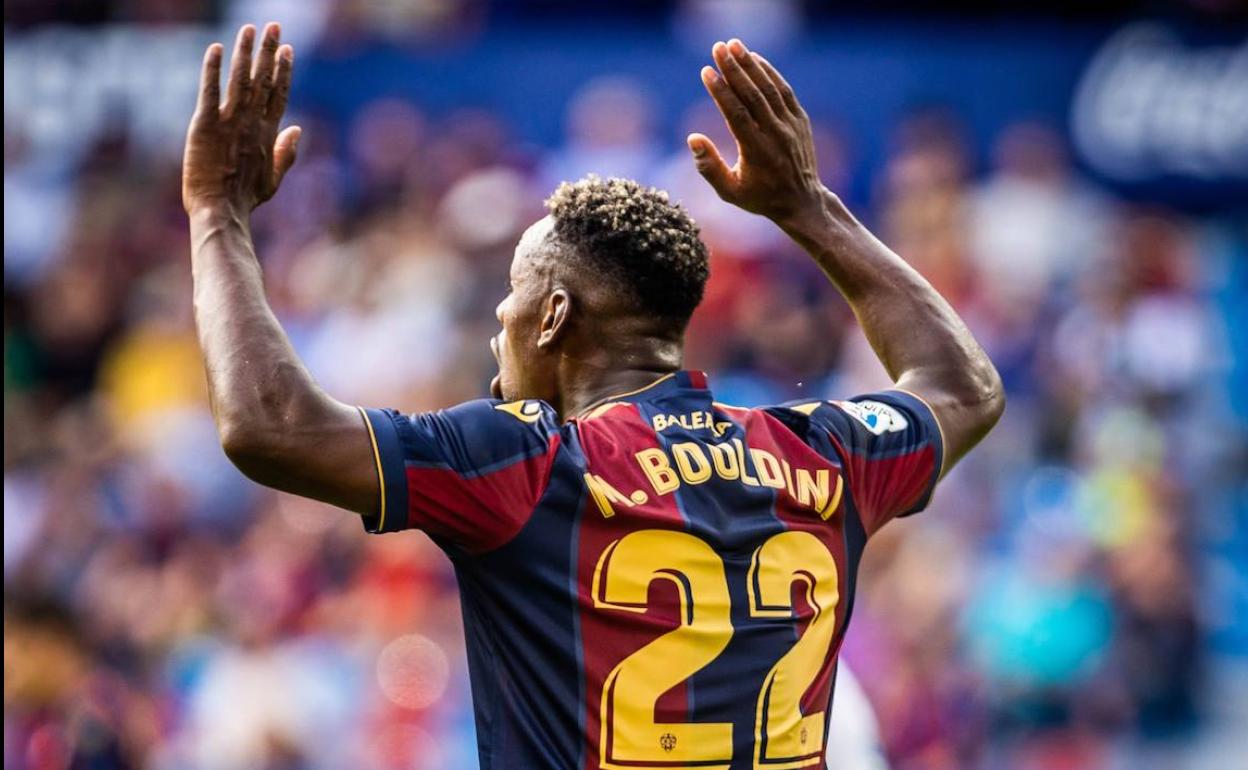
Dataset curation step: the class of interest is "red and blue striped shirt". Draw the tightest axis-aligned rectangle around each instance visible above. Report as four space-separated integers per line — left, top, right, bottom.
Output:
360 370 942 770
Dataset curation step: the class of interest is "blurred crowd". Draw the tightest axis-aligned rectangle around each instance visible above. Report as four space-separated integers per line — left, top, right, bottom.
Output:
5 18 1248 770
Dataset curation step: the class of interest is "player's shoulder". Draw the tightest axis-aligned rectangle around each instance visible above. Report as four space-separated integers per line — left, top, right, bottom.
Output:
435 397 561 434
399 398 561 474
766 391 927 436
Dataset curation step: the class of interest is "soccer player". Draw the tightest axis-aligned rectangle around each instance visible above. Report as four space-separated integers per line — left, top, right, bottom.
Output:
183 23 1003 770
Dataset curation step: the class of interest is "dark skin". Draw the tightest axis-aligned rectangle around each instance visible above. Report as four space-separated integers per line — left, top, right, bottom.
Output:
184 27 1003 516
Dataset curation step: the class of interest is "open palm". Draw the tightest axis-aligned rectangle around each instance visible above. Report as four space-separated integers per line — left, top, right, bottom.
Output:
182 23 300 216
689 39 825 227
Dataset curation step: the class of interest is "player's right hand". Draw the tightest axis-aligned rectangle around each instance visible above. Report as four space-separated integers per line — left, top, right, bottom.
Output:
182 23 300 216
689 39 826 228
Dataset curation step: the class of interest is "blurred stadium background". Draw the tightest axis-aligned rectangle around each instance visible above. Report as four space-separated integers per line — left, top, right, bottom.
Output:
4 1 1247 768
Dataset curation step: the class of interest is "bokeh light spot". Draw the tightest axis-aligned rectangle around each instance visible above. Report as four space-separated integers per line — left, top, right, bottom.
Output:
376 634 450 710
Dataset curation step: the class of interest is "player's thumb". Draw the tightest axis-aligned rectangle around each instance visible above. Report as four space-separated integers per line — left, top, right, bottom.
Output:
687 133 734 199
274 125 302 184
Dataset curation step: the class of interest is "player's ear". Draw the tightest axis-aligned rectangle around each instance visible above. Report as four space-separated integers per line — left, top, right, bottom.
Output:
536 288 571 350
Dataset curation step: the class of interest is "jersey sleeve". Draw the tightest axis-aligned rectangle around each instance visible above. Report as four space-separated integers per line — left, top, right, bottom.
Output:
778 390 944 536
356 399 562 554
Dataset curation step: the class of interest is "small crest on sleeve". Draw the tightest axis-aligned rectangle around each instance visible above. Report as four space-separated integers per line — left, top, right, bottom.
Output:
494 400 544 423
833 400 909 435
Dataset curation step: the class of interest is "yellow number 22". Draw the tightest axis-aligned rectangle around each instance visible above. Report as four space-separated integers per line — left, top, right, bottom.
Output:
593 529 840 770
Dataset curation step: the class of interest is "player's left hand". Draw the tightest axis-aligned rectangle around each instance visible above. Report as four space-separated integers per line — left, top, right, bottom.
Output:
182 23 300 215
689 39 825 227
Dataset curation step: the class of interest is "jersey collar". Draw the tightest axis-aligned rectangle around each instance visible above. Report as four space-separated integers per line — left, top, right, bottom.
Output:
571 369 708 420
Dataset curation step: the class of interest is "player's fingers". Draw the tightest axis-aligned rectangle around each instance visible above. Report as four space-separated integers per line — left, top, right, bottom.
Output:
729 41 787 119
222 25 255 118
194 43 223 120
266 45 294 122
713 40 777 127
687 133 736 200
753 53 805 119
702 66 758 147
251 23 281 114
273 125 302 186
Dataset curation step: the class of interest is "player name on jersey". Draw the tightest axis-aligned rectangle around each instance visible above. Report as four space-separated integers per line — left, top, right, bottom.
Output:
584 410 844 522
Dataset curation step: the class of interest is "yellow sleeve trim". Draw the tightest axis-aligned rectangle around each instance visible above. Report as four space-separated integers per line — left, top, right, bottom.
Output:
357 406 387 531
889 387 948 480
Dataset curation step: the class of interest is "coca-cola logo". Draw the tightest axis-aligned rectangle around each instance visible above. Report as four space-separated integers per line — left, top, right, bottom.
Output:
1072 24 1248 181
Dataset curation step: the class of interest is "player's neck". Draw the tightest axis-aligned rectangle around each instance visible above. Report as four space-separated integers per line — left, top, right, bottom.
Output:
557 356 682 421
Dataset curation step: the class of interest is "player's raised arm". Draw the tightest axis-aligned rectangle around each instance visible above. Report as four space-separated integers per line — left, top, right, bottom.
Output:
183 23 378 513
689 39 1004 474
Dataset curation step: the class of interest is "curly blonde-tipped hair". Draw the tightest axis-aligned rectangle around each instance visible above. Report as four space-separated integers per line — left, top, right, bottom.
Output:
545 176 709 324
